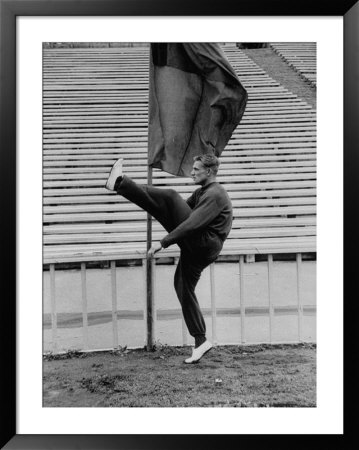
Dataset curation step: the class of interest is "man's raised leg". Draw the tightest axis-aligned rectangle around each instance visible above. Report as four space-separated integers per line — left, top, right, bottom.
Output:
106 159 192 233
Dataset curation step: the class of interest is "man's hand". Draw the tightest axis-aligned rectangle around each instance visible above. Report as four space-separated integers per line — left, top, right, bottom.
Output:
148 242 163 257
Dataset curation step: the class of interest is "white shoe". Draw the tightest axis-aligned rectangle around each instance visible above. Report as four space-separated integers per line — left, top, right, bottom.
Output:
105 158 123 191
184 340 213 364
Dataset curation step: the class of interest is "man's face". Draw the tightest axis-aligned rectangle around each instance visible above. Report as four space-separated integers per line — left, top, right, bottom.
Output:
191 161 210 185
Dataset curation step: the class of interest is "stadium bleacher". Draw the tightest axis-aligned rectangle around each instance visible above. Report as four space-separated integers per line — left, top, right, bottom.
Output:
269 42 317 87
43 43 316 265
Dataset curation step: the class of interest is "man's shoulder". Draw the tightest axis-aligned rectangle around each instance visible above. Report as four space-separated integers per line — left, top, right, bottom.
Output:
196 182 228 199
207 182 228 196
205 183 231 205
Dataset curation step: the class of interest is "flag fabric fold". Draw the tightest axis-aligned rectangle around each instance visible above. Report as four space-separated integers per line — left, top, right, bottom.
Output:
148 43 248 177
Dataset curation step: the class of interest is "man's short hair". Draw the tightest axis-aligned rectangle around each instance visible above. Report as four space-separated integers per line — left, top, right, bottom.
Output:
193 154 220 175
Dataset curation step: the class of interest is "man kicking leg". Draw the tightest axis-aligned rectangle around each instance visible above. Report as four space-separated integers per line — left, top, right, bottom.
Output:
105 155 233 363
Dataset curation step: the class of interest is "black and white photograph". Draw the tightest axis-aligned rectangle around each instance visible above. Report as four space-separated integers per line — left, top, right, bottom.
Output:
42 41 317 408
3 7 351 445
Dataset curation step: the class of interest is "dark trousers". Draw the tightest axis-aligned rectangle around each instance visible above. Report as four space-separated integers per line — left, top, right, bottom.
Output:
116 175 223 339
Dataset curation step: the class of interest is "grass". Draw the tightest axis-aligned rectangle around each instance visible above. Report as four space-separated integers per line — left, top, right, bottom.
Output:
43 343 316 407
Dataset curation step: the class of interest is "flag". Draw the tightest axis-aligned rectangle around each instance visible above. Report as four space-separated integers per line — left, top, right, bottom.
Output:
148 43 248 177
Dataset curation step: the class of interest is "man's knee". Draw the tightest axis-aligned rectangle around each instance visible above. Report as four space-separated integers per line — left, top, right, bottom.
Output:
164 188 180 202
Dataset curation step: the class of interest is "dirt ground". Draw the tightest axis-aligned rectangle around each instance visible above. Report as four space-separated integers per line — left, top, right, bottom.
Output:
43 343 316 408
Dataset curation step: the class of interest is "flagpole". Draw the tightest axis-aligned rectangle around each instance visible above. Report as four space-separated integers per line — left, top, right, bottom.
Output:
146 159 154 352
146 45 155 351
144 43 247 352
146 44 154 351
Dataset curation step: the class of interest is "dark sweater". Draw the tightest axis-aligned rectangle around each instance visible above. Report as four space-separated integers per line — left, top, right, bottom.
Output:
160 182 233 248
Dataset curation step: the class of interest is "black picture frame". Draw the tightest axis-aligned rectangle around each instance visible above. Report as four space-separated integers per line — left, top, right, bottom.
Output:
1 0 357 448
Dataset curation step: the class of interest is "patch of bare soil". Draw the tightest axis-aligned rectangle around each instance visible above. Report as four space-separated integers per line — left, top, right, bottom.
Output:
43 344 316 407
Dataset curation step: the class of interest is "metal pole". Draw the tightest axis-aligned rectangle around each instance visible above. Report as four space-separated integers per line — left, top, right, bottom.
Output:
81 262 89 350
210 263 217 345
146 165 154 351
146 45 156 351
50 264 58 353
110 260 119 349
296 253 303 342
174 256 187 346
239 255 246 344
267 254 274 343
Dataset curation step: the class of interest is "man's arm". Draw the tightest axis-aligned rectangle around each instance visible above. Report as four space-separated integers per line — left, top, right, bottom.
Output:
148 242 163 257
186 191 196 209
148 190 198 256
160 193 222 248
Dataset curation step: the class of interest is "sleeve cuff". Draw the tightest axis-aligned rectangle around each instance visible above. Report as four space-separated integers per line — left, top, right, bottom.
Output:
160 236 170 248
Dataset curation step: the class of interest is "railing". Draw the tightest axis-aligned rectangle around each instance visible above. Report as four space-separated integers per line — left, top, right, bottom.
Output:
44 250 316 354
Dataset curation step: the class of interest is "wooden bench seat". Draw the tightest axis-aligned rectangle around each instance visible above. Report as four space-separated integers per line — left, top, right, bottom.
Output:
43 206 316 225
44 166 315 179
43 155 316 167
44 196 316 216
43 190 316 206
44 226 316 245
43 236 316 264
44 163 316 176
43 180 316 197
43 174 316 189
44 216 316 234
43 148 316 159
